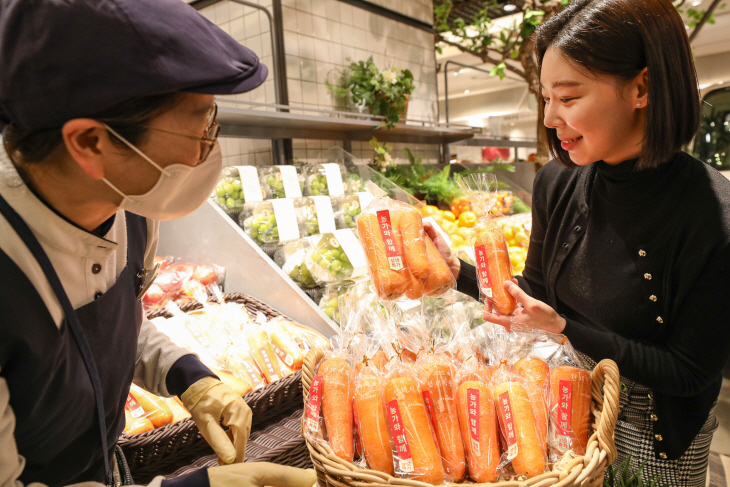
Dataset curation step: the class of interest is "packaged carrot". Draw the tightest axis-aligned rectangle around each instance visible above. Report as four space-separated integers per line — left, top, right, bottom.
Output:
490 327 547 480
356 193 455 301
457 174 517 315
382 346 444 485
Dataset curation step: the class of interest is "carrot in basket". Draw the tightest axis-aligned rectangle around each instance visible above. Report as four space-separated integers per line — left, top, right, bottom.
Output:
513 358 550 449
474 226 516 315
267 320 305 370
320 357 354 461
550 366 592 455
129 384 173 429
418 360 466 481
395 208 429 278
494 381 546 479
423 236 453 296
456 381 500 482
384 377 444 485
358 213 408 299
247 328 282 383
354 376 394 474
124 408 154 435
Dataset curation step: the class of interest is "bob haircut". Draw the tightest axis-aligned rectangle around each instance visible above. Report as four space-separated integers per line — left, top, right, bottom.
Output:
535 0 700 170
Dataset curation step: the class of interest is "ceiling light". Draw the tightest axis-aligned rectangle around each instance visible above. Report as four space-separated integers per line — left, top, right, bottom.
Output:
692 1 701 5
503 3 517 12
464 90 470 94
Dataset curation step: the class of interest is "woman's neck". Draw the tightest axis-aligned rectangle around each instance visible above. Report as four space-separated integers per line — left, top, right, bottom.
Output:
17 155 119 232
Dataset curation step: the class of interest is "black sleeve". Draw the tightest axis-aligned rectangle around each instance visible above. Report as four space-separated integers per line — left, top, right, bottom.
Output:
563 245 730 397
456 260 480 300
519 169 549 303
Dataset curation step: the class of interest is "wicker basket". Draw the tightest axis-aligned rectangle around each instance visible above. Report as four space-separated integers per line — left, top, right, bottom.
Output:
166 408 312 479
301 348 620 487
121 292 306 483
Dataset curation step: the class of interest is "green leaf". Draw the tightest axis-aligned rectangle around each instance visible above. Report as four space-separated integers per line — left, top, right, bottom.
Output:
489 62 507 80
511 49 520 59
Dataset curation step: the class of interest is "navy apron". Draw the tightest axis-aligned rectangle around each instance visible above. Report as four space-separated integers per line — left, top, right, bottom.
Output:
0 193 145 487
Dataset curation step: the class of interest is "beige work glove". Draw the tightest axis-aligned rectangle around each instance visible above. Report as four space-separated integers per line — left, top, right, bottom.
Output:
208 463 317 487
181 376 251 464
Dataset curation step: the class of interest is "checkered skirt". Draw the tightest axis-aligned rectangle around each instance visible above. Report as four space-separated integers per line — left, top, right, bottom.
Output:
578 353 718 487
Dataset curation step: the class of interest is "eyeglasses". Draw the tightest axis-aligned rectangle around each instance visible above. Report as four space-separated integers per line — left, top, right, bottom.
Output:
147 103 220 163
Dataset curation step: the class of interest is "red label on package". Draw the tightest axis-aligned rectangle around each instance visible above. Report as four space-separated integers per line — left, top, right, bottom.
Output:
271 342 295 367
467 388 481 456
376 210 404 271
474 245 493 298
556 380 573 450
306 376 323 433
498 391 518 460
126 393 145 418
241 358 265 390
386 400 414 473
421 390 440 450
259 347 279 382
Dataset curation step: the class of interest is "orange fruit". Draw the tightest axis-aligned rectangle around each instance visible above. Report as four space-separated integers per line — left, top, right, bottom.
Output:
442 211 456 223
421 205 440 217
457 211 477 228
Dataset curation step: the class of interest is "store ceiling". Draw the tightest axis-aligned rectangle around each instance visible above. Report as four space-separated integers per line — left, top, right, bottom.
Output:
436 0 528 24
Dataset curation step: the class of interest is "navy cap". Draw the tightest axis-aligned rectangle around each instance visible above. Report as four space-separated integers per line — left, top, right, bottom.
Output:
0 0 268 130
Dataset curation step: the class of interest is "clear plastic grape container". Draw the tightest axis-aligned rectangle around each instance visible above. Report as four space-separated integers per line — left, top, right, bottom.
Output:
318 279 356 323
211 167 248 212
344 169 364 194
258 166 304 199
304 232 357 284
239 199 307 246
332 194 363 230
303 164 348 197
273 238 318 289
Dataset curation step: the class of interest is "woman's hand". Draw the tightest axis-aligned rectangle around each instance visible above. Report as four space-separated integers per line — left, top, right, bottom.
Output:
423 220 460 280
484 281 566 334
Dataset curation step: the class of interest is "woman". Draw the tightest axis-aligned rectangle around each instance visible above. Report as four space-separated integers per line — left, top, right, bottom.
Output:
0 1 315 487
431 0 730 485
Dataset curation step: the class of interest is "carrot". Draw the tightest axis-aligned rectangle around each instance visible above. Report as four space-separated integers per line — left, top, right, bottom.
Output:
164 397 191 423
247 328 282 383
129 384 173 429
513 358 550 449
550 366 592 455
384 377 444 485
353 398 364 460
418 360 466 481
215 368 253 397
124 408 154 435
423 236 453 296
372 350 388 371
474 225 516 315
494 381 546 478
456 381 500 482
267 320 305 370
320 357 354 461
395 208 429 278
404 265 425 300
354 376 394 474
358 212 408 299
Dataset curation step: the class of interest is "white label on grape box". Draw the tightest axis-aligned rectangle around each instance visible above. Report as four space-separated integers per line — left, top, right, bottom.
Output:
277 165 302 198
356 191 375 210
311 195 336 233
322 163 345 196
271 199 301 242
335 229 367 277
235 166 264 202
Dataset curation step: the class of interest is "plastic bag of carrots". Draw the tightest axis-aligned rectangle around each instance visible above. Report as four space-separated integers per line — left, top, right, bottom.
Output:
457 174 517 316
124 384 191 435
357 194 455 301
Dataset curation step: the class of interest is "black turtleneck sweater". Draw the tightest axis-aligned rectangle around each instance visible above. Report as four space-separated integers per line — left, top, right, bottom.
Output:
456 152 730 460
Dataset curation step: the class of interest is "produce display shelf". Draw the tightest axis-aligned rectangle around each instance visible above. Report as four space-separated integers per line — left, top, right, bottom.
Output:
157 200 338 338
215 98 481 145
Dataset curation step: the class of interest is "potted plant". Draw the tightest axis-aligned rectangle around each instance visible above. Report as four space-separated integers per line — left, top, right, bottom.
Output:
327 57 415 128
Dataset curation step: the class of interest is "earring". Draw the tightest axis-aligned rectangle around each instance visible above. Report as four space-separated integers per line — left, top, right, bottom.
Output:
637 102 642 107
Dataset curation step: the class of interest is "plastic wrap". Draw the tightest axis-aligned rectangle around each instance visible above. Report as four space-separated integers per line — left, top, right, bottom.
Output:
305 230 367 285
304 163 348 197
273 238 317 289
211 166 267 213
333 191 375 229
357 195 455 301
240 199 307 246
259 165 304 199
142 261 225 310
458 174 517 315
318 279 356 322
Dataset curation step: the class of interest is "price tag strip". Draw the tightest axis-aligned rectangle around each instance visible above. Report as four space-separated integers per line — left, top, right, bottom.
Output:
271 342 295 367
322 163 345 196
306 376 323 433
311 195 337 233
386 400 415 473
498 391 519 460
376 210 403 271
259 347 279 382
474 244 493 298
126 394 145 418
235 166 264 202
467 388 481 456
556 380 573 451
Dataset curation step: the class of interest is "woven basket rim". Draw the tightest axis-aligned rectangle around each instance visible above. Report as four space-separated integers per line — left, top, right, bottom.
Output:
299 348 620 487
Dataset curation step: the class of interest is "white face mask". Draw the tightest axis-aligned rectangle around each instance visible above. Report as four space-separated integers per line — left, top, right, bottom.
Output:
101 124 222 221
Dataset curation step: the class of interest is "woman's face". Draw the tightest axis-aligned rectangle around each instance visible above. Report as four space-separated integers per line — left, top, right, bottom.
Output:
102 93 216 197
540 46 647 166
